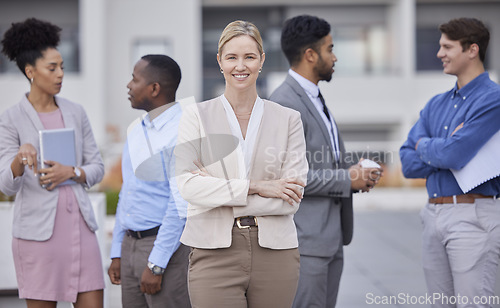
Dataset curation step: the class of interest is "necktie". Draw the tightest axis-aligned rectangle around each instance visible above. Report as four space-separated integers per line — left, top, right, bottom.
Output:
318 91 331 121
318 91 339 161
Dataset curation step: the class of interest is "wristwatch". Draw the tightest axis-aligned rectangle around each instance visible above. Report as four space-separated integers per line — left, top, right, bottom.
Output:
147 261 165 276
72 167 81 180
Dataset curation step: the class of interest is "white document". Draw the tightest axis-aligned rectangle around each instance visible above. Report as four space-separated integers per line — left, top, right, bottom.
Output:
360 159 381 169
39 128 77 186
451 130 500 193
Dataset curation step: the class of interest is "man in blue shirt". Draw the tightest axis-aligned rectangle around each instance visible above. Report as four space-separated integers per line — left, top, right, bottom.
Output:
108 55 190 307
400 18 500 307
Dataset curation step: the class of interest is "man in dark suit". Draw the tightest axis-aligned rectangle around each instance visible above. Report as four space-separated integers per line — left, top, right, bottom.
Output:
270 15 382 308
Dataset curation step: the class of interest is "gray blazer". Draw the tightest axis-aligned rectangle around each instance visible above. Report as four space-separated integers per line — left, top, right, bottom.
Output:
270 74 354 258
0 94 104 241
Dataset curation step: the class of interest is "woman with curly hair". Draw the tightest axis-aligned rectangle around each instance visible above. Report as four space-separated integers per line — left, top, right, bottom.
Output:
0 18 104 308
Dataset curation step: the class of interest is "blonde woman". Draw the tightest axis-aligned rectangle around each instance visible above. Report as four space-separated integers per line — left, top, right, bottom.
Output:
175 20 308 307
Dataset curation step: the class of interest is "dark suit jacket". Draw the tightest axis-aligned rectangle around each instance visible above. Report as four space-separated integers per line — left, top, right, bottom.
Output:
270 74 354 258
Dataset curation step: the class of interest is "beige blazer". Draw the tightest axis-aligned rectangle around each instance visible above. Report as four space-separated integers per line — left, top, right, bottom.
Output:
175 96 308 249
0 94 104 241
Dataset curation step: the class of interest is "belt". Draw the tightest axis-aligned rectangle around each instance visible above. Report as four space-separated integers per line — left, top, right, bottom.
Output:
429 194 495 204
126 226 160 239
234 216 258 229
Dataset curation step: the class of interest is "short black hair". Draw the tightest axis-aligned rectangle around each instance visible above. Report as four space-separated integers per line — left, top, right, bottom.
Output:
141 54 182 96
281 15 331 67
439 18 489 63
1 18 61 78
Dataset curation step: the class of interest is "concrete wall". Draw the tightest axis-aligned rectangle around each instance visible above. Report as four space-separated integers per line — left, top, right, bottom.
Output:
0 0 201 148
0 0 107 145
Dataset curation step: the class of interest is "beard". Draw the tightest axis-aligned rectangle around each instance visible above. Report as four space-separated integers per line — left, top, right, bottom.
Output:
318 69 333 82
315 56 333 82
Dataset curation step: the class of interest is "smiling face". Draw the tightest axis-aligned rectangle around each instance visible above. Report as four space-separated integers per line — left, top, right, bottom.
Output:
313 34 337 83
26 47 64 96
437 33 472 77
127 59 154 111
217 35 265 92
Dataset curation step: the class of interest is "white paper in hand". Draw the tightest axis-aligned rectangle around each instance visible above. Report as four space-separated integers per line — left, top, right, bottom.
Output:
451 130 500 193
360 159 381 169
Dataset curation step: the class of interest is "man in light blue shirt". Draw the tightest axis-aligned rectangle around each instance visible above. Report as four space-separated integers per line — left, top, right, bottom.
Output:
108 55 190 308
400 18 500 307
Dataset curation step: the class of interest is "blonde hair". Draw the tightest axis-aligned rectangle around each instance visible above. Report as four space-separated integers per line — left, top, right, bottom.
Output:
218 20 264 56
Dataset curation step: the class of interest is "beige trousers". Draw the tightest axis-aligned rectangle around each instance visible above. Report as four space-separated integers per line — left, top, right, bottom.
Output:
121 235 191 308
188 226 300 308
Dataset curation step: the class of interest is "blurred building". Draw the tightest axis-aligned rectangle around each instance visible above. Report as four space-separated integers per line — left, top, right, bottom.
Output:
1 0 499 186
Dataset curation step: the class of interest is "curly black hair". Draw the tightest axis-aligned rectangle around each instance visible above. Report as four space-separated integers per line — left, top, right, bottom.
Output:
281 15 330 67
1 18 61 78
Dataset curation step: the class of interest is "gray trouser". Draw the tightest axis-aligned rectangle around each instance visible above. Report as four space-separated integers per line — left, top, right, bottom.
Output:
121 234 191 308
292 242 343 308
421 198 500 308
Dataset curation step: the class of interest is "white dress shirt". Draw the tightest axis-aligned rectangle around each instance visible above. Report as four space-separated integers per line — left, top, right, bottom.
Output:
288 69 340 161
221 94 264 178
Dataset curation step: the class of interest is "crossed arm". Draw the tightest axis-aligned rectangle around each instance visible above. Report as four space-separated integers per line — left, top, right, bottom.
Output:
175 105 308 216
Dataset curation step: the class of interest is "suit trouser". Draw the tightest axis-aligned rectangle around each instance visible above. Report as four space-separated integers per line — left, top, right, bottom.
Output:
421 198 500 308
187 226 300 308
292 240 344 308
120 234 191 308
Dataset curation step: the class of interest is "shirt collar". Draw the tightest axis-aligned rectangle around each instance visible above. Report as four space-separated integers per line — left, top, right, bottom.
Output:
142 102 179 130
453 72 490 99
288 68 320 98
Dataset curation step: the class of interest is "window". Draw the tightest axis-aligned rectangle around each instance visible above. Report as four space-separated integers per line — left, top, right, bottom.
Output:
416 27 442 71
416 26 491 71
131 39 172 69
202 7 287 100
332 25 389 76
0 25 80 74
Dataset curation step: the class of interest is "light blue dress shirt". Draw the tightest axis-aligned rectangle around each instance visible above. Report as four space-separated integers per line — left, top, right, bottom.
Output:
110 102 187 268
